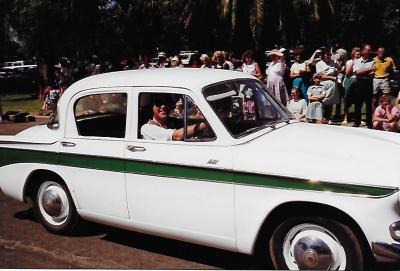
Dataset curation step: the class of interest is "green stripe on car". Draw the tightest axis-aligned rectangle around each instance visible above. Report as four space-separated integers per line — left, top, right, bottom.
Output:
0 147 396 197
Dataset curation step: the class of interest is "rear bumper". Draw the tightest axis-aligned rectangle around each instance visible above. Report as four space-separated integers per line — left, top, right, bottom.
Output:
372 241 400 262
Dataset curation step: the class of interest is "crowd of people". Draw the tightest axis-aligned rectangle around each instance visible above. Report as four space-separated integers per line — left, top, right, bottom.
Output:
37 44 400 132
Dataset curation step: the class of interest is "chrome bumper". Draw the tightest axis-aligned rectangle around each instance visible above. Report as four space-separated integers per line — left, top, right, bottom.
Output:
372 241 400 262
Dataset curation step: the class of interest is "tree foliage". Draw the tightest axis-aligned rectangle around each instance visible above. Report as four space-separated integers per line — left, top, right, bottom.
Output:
2 0 400 61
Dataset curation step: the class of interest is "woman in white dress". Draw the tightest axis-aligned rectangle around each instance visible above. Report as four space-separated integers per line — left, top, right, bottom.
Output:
265 50 288 105
286 88 307 121
241 50 262 79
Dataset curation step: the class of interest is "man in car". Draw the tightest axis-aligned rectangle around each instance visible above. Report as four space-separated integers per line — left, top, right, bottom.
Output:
141 94 207 141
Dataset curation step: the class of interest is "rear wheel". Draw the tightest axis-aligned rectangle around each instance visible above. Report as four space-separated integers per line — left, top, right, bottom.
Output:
32 180 78 234
269 216 364 270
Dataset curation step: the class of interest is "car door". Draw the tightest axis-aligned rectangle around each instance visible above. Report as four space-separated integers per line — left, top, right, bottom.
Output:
60 89 131 219
124 88 236 250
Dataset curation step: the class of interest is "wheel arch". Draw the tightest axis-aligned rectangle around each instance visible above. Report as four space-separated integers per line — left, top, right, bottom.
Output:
24 169 69 202
253 201 373 261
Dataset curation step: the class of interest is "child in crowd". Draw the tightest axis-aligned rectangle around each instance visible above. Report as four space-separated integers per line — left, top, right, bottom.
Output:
286 87 307 121
41 86 59 115
373 94 399 132
306 74 326 123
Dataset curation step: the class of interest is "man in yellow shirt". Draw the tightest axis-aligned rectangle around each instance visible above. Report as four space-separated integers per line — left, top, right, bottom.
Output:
373 47 397 110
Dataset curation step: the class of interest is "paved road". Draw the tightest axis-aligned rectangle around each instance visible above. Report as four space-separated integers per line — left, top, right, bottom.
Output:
0 120 262 269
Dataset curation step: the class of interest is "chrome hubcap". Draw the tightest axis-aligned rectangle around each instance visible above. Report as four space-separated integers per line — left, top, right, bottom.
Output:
38 181 70 226
42 189 62 216
283 223 346 270
293 236 332 269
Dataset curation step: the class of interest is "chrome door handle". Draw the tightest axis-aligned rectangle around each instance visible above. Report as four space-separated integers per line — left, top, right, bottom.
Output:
61 141 76 147
127 145 146 152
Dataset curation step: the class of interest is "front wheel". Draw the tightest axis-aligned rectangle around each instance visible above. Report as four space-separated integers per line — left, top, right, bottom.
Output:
269 216 364 270
32 180 79 234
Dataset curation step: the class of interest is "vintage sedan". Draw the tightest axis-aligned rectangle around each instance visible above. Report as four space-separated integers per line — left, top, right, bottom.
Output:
0 68 400 270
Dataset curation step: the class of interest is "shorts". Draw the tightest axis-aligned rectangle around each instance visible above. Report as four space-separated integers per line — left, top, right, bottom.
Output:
373 77 391 95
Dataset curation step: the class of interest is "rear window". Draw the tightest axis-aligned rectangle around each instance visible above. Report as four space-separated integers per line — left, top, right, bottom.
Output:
74 93 127 138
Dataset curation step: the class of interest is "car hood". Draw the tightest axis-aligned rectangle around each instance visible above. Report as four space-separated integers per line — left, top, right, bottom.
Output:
232 122 400 189
0 124 59 145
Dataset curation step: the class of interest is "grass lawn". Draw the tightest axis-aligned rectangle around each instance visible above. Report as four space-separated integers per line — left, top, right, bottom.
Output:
0 95 42 115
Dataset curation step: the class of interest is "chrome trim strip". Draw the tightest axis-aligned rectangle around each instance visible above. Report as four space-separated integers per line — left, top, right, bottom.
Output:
0 140 58 145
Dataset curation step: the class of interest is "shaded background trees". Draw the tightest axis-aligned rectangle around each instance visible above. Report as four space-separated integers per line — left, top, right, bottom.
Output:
1 0 400 62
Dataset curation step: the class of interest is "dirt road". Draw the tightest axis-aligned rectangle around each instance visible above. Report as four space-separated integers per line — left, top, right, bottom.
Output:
0 120 262 269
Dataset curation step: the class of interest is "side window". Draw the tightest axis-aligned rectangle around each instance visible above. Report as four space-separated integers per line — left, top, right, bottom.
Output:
138 92 215 141
74 93 127 138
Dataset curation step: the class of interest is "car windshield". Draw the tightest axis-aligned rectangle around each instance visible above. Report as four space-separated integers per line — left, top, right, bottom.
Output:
203 79 293 138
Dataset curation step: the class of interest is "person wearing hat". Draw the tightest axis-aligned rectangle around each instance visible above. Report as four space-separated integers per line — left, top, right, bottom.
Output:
155 52 168 68
170 55 183 68
331 48 348 120
265 49 288 105
141 94 208 141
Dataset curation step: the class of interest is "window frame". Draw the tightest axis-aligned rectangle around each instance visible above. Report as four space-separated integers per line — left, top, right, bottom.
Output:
136 89 217 142
66 88 131 140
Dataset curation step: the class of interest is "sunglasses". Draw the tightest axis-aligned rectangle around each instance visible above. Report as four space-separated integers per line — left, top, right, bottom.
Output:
154 98 170 107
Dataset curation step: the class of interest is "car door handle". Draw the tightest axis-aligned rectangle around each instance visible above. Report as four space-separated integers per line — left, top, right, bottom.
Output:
127 145 146 152
61 141 76 147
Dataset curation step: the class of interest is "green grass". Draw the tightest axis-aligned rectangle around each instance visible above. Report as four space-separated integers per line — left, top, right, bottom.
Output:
0 95 42 115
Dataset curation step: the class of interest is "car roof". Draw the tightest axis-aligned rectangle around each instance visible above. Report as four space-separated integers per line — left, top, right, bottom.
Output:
67 68 254 95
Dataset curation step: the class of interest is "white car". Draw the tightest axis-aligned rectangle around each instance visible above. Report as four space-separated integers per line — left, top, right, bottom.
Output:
0 69 399 270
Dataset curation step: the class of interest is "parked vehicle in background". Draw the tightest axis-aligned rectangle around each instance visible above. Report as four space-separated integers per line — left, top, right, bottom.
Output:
0 65 40 98
179 51 199 67
390 69 400 97
3 60 25 68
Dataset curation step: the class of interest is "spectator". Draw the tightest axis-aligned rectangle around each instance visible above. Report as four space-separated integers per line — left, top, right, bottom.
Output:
139 55 151 69
222 51 234 70
265 49 288 105
173 98 184 118
353 44 376 128
200 54 214 68
373 47 397 112
213 51 230 70
290 53 309 102
241 50 262 79
290 53 306 81
306 74 326 123
155 52 168 68
342 47 361 124
287 87 307 121
331 48 348 120
279 48 293 91
170 55 183 68
372 94 399 132
242 89 256 120
316 50 340 124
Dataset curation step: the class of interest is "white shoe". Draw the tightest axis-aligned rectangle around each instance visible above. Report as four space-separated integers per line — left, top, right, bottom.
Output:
342 120 348 124
361 121 366 126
